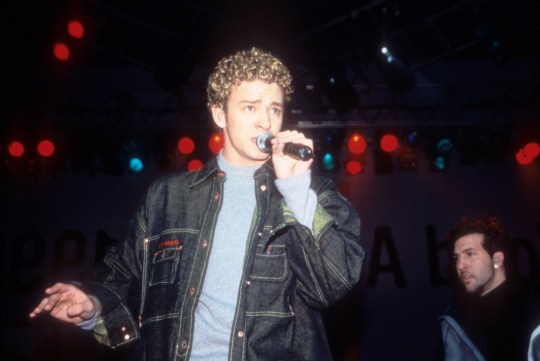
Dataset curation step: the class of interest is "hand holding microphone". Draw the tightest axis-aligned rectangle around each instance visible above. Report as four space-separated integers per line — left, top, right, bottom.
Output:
256 132 314 161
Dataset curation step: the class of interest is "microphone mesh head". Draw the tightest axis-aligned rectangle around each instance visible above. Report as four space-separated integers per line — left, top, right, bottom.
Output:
256 132 273 153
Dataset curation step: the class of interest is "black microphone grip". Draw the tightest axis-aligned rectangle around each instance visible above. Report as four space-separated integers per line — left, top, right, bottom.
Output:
283 142 314 161
256 132 314 161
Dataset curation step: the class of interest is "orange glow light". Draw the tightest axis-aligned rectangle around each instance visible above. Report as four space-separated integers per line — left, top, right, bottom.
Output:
348 133 367 155
208 132 223 154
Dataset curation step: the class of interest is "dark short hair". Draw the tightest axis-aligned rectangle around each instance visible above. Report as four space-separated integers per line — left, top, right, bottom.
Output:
446 215 509 256
206 47 294 109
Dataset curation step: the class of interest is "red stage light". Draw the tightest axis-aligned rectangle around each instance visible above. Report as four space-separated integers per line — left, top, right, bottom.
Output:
345 160 363 175
515 149 533 165
208 132 223 154
37 140 55 157
187 159 203 171
177 137 195 155
8 141 25 157
380 134 398 153
53 42 70 61
67 20 84 39
523 142 540 158
347 133 366 155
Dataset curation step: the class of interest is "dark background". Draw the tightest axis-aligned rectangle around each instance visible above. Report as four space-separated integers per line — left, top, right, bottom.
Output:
1 0 540 360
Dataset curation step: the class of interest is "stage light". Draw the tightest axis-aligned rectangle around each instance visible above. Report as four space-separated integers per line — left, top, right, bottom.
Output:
53 42 70 61
347 133 366 155
436 138 453 153
178 136 195 155
405 131 422 149
430 137 453 171
380 134 399 153
345 160 363 175
345 132 366 175
515 142 539 166
377 44 416 93
208 132 223 155
122 137 149 174
187 159 203 171
373 131 396 174
523 142 540 158
8 141 25 158
515 149 533 165
129 157 143 172
37 139 55 157
322 152 337 171
67 20 84 39
433 155 448 170
423 129 455 172
317 130 343 172
396 131 421 171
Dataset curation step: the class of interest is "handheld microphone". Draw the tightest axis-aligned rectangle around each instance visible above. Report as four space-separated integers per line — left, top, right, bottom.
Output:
256 132 314 161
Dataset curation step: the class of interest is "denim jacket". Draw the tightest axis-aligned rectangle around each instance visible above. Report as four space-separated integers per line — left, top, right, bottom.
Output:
439 314 486 361
83 157 364 361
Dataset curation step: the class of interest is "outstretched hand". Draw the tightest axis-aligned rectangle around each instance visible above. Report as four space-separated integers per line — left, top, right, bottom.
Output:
29 282 97 325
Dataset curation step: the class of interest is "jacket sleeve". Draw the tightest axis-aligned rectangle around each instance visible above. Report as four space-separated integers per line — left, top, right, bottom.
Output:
82 192 150 347
283 176 364 309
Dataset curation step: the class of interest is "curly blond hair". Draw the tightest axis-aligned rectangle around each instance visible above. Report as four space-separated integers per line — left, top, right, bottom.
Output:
207 47 294 109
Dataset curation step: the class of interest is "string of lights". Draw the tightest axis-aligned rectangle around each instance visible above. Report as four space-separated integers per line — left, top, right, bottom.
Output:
2 125 538 177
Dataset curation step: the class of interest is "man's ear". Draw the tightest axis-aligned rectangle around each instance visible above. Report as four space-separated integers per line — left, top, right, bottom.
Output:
211 105 226 129
493 251 504 268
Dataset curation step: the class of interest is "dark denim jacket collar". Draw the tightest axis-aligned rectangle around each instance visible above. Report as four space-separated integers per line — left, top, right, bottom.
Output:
190 156 275 188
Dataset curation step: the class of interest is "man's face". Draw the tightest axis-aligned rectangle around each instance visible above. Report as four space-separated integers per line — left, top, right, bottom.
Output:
212 79 284 166
453 233 500 296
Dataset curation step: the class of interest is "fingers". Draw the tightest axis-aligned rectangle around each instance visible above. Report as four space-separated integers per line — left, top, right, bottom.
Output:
29 282 92 321
29 291 62 318
67 299 97 320
44 282 71 295
272 130 314 179
274 130 313 154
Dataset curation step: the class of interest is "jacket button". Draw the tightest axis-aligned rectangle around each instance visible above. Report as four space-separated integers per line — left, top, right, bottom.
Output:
180 340 188 349
202 239 208 249
214 192 219 201
257 232 262 238
244 280 251 287
237 331 245 338
124 334 130 340
188 287 196 296
260 185 267 191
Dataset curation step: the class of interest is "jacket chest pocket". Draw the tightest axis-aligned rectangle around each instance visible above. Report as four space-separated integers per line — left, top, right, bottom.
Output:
149 247 181 286
249 244 288 282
